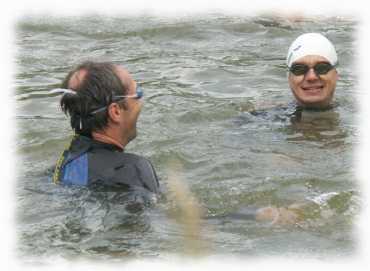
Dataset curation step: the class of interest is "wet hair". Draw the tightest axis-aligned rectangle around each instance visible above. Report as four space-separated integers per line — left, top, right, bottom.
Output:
60 61 129 136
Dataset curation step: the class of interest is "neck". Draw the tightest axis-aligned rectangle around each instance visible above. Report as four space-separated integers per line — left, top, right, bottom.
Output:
92 131 125 151
299 103 333 110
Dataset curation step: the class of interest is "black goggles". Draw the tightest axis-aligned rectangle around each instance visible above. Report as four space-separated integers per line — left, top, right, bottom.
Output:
289 62 336 76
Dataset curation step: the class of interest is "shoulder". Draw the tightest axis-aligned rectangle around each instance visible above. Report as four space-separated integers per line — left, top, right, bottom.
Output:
55 136 160 193
234 102 297 126
53 135 91 186
88 151 160 193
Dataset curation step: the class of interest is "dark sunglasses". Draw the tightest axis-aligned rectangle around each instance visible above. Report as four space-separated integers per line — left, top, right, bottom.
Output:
289 62 336 76
90 86 143 115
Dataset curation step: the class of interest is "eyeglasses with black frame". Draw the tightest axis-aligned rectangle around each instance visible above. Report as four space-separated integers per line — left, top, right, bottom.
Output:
289 62 336 76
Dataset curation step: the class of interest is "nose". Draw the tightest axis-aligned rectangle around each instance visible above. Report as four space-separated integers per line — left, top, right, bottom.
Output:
305 68 319 81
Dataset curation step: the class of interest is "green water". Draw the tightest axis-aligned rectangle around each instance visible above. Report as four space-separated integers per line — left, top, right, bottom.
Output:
15 14 359 261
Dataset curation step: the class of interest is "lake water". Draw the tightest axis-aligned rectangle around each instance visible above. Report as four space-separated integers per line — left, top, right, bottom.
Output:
15 14 360 262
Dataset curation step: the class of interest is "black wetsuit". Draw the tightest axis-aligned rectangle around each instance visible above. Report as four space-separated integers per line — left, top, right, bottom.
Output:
53 135 160 193
235 101 337 126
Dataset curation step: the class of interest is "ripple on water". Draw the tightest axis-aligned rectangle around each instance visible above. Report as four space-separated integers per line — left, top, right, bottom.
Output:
16 14 358 259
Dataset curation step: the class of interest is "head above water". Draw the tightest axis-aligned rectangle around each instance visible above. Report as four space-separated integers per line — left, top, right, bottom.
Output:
60 61 142 147
286 33 339 109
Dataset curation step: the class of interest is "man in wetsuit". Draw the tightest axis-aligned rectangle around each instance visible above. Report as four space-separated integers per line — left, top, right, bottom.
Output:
245 32 339 121
254 34 340 223
246 33 341 224
286 32 338 109
52 61 159 194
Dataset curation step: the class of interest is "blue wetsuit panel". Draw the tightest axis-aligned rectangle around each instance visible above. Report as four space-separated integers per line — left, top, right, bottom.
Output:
62 153 88 185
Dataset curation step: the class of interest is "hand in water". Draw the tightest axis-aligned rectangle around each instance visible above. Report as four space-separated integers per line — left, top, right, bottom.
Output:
255 204 303 225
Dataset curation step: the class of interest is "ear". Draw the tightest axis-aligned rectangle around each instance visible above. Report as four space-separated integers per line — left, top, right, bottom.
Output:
107 103 122 124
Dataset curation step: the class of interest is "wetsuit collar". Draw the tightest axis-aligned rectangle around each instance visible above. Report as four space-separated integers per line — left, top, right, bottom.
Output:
293 100 337 111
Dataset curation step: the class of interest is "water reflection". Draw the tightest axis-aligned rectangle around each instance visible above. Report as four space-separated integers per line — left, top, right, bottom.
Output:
285 105 347 145
16 15 358 259
242 101 348 147
17 175 159 259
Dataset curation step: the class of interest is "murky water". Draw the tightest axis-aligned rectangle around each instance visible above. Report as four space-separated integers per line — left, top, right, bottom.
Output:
15 14 360 261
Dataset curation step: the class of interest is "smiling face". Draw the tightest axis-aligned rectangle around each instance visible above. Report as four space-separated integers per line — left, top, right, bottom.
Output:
288 55 338 109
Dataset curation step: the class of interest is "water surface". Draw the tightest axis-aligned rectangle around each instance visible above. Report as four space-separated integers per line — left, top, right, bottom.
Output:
15 14 359 261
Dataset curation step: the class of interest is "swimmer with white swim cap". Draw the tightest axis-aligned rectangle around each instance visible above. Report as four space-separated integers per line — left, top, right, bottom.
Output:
247 34 340 224
286 33 338 109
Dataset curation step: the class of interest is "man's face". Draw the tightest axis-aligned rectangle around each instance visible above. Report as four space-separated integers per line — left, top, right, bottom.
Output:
114 66 143 142
288 55 338 109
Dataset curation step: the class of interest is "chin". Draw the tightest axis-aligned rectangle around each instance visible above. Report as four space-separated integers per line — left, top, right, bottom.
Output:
296 92 328 107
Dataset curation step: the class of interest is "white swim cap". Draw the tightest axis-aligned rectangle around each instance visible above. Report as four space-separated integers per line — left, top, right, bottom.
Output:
286 33 338 67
